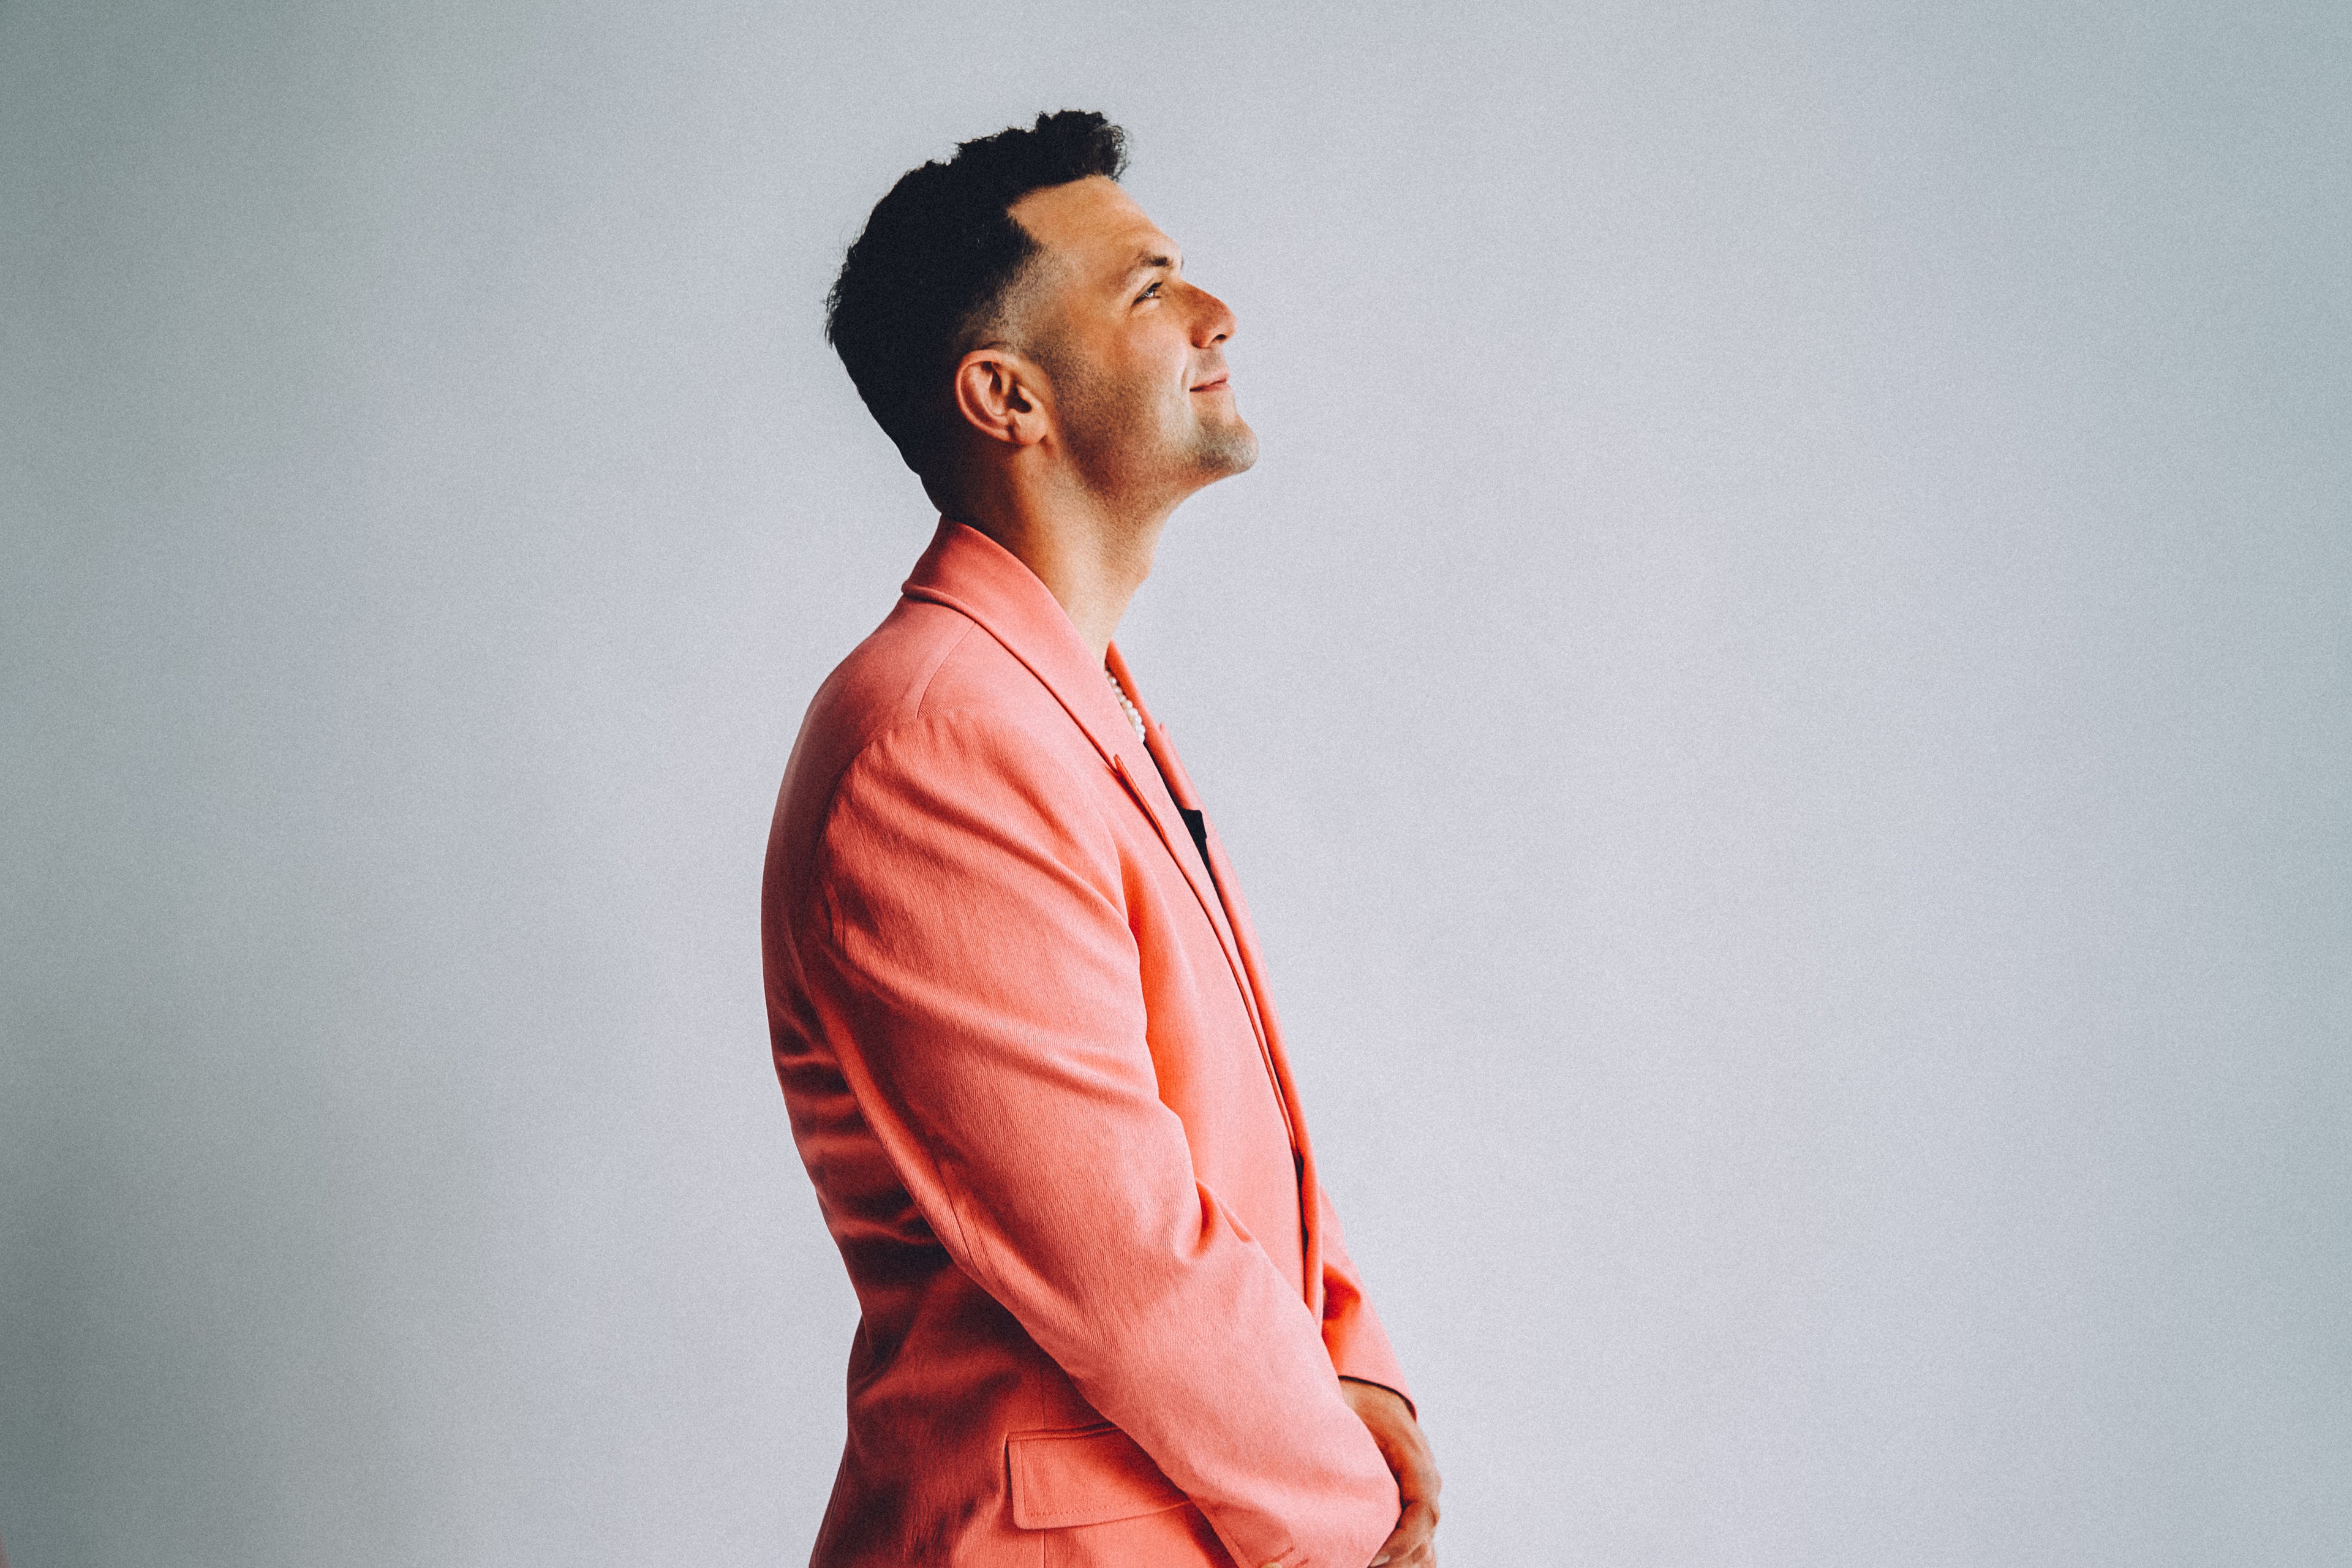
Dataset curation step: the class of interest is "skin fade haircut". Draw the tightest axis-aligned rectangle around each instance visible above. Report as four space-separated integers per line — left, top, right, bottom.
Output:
824 110 1129 494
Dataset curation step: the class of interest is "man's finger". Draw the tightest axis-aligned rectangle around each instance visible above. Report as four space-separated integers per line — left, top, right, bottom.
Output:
1368 1498 1439 1566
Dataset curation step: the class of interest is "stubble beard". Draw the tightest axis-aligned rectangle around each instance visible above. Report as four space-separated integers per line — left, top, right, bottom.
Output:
1188 406 1259 480
1047 347 1258 516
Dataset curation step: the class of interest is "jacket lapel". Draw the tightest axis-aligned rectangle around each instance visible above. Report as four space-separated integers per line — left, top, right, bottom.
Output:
1110 647 1334 1322
899 522 1275 1084
900 520 1329 1313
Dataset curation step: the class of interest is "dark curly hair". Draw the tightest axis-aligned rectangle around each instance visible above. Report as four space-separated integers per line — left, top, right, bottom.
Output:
824 110 1128 494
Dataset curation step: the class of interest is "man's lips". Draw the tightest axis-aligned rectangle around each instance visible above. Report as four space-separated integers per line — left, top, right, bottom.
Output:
1189 373 1231 393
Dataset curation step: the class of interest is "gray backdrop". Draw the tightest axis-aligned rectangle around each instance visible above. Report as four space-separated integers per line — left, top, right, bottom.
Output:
4 2 2346 1564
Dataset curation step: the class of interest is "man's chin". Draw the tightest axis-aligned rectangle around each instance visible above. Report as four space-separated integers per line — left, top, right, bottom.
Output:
1193 421 1259 480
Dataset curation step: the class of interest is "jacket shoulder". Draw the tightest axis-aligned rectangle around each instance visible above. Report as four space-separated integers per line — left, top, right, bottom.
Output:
791 597 1085 785
766 597 1099 913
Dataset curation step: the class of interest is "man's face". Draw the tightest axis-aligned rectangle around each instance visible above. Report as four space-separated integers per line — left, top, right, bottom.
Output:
1005 176 1257 502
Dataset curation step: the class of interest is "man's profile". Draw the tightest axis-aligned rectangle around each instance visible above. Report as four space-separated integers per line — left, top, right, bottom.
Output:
761 110 1440 1568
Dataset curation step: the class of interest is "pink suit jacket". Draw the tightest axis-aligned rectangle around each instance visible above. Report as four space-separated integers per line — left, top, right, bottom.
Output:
763 520 1411 1568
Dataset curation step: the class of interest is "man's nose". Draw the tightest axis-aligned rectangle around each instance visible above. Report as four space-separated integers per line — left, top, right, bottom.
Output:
1190 284 1237 345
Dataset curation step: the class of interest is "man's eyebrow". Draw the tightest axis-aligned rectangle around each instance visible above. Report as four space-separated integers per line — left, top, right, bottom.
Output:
1124 251 1180 281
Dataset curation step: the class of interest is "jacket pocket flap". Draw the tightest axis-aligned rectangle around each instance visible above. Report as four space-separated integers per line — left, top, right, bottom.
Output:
1006 1423 1189 1529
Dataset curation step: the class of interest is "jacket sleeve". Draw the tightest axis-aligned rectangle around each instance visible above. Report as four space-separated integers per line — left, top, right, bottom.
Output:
1314 1185 1415 1416
798 710 1397 1568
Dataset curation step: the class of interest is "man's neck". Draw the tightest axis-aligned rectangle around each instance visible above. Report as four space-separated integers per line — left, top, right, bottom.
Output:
952 476 1173 662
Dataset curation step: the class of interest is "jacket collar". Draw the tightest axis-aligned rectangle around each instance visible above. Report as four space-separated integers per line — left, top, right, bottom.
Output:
900 518 1140 771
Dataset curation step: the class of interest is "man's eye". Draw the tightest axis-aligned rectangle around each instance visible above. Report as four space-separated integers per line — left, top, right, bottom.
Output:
1137 281 1163 302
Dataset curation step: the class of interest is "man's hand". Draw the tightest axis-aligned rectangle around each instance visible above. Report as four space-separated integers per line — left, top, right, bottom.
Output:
1340 1377 1440 1568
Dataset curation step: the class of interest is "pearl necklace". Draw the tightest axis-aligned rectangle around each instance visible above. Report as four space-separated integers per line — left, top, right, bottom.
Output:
1104 668 1147 742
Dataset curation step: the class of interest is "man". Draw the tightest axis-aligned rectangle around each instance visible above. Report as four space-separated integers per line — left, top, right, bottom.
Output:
763 111 1440 1568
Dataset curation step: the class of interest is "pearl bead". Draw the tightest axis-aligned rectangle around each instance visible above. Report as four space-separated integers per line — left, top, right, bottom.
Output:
1104 668 1147 743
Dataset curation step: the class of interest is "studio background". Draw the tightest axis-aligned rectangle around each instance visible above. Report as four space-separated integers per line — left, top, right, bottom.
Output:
4 2 2346 1564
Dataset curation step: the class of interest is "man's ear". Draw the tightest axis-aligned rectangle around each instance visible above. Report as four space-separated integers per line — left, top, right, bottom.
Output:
952 347 1050 449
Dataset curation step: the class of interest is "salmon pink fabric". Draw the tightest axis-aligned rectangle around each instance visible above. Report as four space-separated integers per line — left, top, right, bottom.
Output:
762 521 1411 1567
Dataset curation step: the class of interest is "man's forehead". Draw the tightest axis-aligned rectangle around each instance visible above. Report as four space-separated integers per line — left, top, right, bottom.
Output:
1010 176 1177 281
